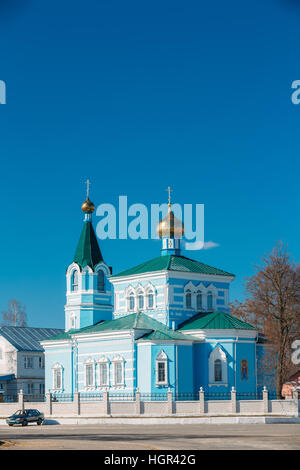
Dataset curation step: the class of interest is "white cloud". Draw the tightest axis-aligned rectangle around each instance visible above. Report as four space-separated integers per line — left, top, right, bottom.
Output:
184 240 220 251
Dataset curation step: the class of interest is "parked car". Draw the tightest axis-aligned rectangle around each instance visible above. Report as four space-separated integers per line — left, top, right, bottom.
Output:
6 409 44 426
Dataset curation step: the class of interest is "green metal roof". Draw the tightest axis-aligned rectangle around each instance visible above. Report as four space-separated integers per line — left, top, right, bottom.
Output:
73 221 103 270
46 312 196 342
178 310 256 331
112 255 234 278
138 329 192 341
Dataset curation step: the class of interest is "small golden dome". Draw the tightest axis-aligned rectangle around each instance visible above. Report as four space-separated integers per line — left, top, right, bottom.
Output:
81 197 95 214
157 207 184 238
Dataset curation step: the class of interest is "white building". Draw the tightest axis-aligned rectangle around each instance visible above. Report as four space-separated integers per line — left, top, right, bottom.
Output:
0 326 63 398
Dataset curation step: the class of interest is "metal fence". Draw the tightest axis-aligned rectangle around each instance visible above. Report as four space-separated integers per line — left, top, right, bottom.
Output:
0 394 18 403
140 393 168 401
174 393 199 401
18 390 296 403
109 393 135 401
51 393 74 402
205 392 232 401
80 393 103 401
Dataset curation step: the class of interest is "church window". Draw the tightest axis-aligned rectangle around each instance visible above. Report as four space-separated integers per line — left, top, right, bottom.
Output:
52 364 63 391
85 362 94 387
186 289 192 309
196 292 202 310
138 293 144 309
157 362 166 383
156 350 168 386
208 346 228 385
214 359 222 382
71 270 79 292
148 292 154 308
97 270 105 292
99 362 108 386
70 315 76 329
129 294 135 311
207 291 213 310
114 362 123 385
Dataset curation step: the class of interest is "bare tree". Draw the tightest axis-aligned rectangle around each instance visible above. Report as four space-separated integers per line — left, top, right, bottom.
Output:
1 300 27 327
231 242 300 397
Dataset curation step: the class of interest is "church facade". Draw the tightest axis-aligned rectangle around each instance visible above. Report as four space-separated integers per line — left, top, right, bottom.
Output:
41 193 266 397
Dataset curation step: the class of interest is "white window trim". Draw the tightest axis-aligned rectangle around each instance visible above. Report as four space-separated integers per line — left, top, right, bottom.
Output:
208 345 228 386
155 350 168 386
52 363 63 391
145 283 156 309
112 355 125 387
98 357 109 388
84 358 96 390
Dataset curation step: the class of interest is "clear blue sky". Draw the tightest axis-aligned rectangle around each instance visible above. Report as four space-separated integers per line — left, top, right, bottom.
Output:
0 0 300 328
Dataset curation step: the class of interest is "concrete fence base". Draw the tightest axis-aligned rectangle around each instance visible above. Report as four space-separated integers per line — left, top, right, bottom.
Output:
0 388 298 419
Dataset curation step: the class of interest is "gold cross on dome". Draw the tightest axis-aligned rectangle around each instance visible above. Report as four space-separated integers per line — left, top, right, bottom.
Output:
166 186 173 207
86 179 91 198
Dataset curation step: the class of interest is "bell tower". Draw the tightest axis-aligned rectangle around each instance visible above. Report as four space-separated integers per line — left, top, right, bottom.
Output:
65 181 113 331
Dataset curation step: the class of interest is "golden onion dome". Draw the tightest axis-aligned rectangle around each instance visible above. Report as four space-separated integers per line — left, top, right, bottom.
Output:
81 197 95 214
157 207 184 238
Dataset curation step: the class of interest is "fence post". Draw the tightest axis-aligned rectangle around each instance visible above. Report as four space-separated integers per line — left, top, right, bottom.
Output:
46 391 52 416
18 389 24 412
263 386 269 414
74 392 80 416
199 387 205 414
167 388 173 415
292 389 299 416
231 386 237 413
103 390 109 416
135 388 141 415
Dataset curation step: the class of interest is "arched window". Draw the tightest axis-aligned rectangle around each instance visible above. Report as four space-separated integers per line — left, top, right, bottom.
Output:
208 345 228 385
97 270 105 292
156 350 168 386
186 289 192 309
129 294 135 311
196 291 202 310
207 291 213 310
70 314 76 330
214 359 222 382
71 270 79 292
138 293 144 309
52 364 63 391
148 292 154 308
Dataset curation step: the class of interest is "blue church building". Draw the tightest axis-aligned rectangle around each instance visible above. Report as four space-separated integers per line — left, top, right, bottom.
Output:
41 192 264 397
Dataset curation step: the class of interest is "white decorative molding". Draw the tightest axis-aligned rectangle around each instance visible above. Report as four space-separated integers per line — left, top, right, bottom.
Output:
208 345 228 385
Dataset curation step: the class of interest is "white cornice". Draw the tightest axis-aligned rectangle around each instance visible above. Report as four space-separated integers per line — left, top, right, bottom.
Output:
180 329 257 339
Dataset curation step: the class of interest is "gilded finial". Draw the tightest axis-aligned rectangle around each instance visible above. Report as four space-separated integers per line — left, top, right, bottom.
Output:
81 179 95 214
